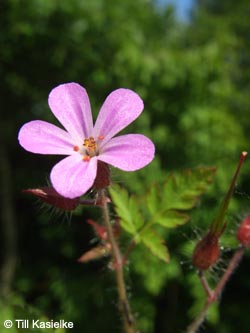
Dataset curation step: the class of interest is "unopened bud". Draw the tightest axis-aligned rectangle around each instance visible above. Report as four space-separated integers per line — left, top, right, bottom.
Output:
87 218 120 241
192 232 220 270
78 244 111 263
237 215 250 247
87 219 108 241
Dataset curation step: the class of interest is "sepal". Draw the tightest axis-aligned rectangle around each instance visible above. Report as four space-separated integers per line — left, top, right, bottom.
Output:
23 187 80 211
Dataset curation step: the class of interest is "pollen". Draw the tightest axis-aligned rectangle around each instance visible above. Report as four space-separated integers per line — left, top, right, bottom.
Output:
98 135 104 140
83 136 97 157
83 137 96 150
73 145 80 151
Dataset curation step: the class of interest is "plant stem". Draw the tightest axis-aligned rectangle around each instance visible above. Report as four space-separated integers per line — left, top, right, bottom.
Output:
212 247 244 301
186 301 211 333
99 190 136 333
211 151 247 234
198 270 213 299
186 247 245 333
123 240 137 264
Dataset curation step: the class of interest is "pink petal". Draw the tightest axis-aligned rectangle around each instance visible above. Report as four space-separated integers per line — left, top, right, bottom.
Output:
48 83 93 142
18 120 75 155
50 155 98 198
98 134 155 171
94 89 144 144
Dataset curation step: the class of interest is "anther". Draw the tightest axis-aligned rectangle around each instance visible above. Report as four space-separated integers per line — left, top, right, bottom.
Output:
83 156 91 162
83 137 97 156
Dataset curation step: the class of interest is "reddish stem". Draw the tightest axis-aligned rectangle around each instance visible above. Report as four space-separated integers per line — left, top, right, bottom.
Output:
99 190 136 333
186 247 245 333
123 240 137 265
198 270 213 299
211 247 244 302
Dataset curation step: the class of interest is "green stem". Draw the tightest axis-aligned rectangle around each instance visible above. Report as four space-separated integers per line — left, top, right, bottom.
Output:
99 190 136 333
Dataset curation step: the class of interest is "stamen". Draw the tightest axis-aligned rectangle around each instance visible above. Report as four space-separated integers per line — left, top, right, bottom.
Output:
83 155 91 162
83 137 97 157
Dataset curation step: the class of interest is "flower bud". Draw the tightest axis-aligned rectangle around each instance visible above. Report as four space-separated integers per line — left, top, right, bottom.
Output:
237 215 250 247
87 218 120 241
192 232 220 270
78 244 111 263
87 219 108 241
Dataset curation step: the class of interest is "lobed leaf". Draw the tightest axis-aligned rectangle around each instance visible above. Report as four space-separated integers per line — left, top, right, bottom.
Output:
109 185 144 235
161 166 216 211
156 210 190 228
110 166 216 262
140 228 170 262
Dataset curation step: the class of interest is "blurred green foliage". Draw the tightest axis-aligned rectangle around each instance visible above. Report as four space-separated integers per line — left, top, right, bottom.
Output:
1 0 250 332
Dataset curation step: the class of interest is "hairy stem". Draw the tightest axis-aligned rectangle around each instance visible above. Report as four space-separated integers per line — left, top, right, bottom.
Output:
99 190 136 333
186 247 245 333
212 247 244 301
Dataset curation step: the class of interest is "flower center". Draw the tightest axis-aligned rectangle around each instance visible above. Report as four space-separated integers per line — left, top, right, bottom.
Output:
83 137 97 157
73 135 104 161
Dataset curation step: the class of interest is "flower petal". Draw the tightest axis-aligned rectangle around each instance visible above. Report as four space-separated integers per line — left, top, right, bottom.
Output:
94 89 144 144
50 155 98 198
98 134 155 171
48 82 93 142
18 120 75 155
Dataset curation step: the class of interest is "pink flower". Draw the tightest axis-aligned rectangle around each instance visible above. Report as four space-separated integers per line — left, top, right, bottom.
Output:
18 83 155 198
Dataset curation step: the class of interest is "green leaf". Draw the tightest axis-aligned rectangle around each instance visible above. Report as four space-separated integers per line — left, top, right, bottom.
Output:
146 185 158 215
132 249 181 295
157 210 190 228
140 229 170 262
110 167 216 263
146 166 216 229
162 167 216 211
109 185 144 235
